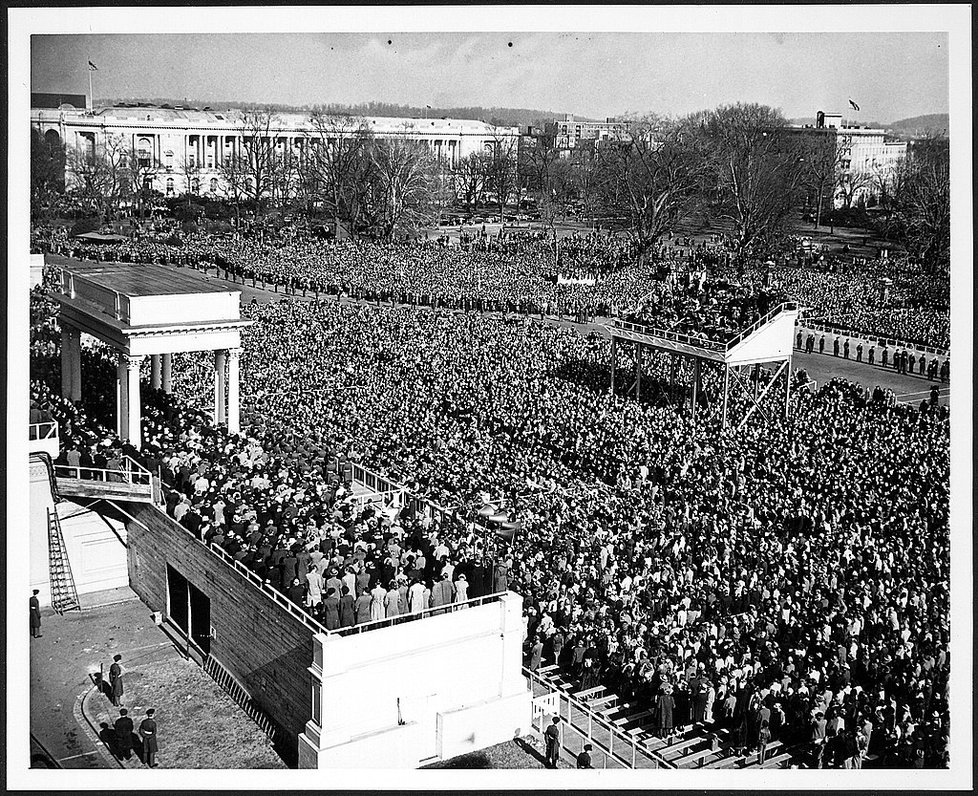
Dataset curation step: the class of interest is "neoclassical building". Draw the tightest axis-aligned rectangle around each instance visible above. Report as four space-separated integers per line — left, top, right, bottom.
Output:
784 110 908 206
31 103 519 198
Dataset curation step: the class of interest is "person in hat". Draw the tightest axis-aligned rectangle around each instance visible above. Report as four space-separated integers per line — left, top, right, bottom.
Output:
109 654 124 706
544 716 562 768
454 573 469 604
138 708 159 767
114 708 135 760
576 742 593 769
29 590 42 638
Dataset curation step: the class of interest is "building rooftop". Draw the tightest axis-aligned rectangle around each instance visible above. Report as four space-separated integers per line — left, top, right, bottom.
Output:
32 105 516 135
47 255 230 297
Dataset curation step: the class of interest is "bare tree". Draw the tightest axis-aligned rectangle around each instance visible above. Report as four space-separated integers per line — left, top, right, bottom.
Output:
483 131 520 222
520 131 576 229
800 132 841 228
217 108 281 216
180 152 202 199
705 103 806 265
834 168 871 210
453 151 490 211
65 132 130 218
31 128 66 221
594 114 709 261
303 113 373 234
367 134 437 240
122 142 162 220
569 143 601 229
890 136 950 271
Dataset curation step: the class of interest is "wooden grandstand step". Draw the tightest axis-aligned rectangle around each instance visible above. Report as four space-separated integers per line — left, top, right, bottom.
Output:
757 752 793 769
589 694 618 711
677 747 725 768
574 686 605 701
658 736 704 760
615 708 655 728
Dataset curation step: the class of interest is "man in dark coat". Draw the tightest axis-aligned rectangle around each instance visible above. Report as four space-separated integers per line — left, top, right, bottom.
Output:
544 716 561 768
30 590 42 638
109 654 124 706
139 708 159 767
114 708 135 760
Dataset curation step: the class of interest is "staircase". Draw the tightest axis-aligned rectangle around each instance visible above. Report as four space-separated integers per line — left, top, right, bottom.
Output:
203 653 281 743
46 506 80 614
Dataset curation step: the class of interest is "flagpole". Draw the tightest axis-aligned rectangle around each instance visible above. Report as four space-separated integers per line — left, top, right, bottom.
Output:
88 64 93 110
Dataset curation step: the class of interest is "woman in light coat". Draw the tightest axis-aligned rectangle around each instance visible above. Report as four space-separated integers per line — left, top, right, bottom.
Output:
370 583 388 621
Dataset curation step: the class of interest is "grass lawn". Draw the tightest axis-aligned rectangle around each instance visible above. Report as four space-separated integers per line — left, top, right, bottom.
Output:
424 735 572 769
88 656 286 769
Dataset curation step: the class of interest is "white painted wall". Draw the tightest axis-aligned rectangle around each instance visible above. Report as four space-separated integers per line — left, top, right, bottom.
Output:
300 592 532 768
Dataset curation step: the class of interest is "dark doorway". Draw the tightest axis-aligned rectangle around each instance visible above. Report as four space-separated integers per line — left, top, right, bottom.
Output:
167 564 189 633
189 582 211 655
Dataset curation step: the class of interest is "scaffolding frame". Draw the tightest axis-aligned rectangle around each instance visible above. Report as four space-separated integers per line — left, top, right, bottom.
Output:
608 303 800 431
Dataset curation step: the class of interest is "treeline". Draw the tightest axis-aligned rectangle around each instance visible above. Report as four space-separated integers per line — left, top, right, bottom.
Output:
34 103 949 270
99 97 572 128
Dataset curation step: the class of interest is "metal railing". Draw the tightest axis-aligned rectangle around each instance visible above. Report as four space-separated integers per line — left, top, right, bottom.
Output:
524 666 672 770
56 266 131 323
54 454 153 487
723 301 799 351
614 302 800 355
29 421 58 441
326 591 508 637
795 319 949 360
612 318 726 352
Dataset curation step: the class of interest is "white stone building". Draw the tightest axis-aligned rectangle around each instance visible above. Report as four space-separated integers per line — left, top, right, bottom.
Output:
31 104 519 199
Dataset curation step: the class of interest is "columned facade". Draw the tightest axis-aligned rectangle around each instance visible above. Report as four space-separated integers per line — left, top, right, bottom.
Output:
50 258 251 451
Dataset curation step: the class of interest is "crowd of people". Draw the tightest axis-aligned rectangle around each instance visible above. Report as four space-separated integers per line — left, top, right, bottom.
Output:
31 223 950 350
30 259 951 769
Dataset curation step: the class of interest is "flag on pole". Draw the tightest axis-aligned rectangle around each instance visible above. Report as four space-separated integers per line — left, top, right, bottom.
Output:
88 60 99 71
848 98 860 111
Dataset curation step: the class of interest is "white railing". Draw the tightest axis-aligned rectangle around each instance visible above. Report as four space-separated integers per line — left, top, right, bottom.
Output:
326 591 508 638
795 319 949 360
612 319 726 352
723 301 799 350
524 666 672 769
29 421 58 441
54 455 153 488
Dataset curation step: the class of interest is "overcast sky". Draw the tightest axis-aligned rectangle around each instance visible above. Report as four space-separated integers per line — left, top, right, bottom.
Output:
32 31 948 122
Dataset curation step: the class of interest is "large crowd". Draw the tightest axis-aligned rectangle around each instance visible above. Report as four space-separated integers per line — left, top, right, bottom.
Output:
31 223 950 349
30 253 951 769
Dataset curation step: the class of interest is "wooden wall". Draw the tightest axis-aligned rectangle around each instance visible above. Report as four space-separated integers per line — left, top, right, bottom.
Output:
126 502 314 764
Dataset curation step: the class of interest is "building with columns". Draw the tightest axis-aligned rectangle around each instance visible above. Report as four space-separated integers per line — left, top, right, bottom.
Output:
31 104 519 198
785 110 908 207
48 255 250 448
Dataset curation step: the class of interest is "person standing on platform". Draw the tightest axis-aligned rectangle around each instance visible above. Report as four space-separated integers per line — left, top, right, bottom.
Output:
139 708 159 767
30 590 42 638
109 655 124 706
576 742 593 769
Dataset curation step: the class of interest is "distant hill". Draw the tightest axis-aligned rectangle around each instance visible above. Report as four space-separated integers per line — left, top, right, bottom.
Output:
98 97 578 128
886 113 949 138
787 112 948 139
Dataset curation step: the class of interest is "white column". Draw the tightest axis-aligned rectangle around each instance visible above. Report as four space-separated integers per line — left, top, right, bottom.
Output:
214 349 227 426
161 353 173 394
151 354 162 390
226 348 241 434
61 326 82 402
69 331 82 403
116 351 128 439
124 354 144 448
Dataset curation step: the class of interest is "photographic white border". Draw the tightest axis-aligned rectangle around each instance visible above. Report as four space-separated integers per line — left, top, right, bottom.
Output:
7 4 972 791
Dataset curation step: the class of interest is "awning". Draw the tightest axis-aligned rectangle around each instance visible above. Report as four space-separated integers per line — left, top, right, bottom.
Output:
74 232 129 243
